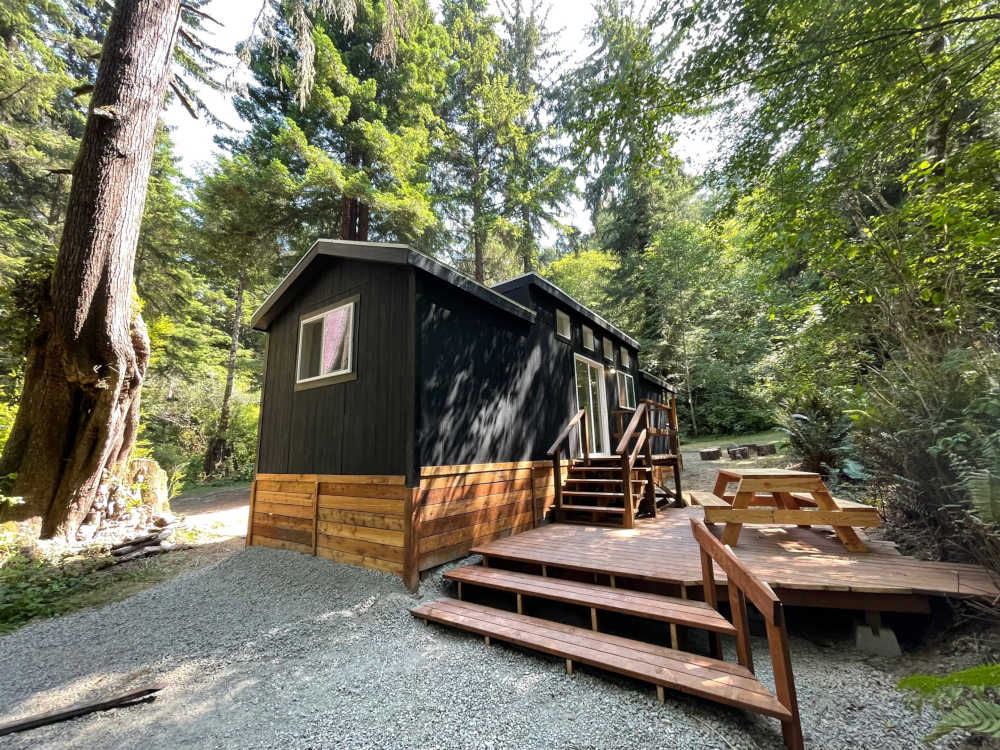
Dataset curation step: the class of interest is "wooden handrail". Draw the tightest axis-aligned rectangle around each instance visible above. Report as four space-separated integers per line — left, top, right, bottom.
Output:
549 409 590 514
547 408 587 457
690 518 802 750
640 398 673 411
690 518 782 624
615 402 646 456
628 429 647 467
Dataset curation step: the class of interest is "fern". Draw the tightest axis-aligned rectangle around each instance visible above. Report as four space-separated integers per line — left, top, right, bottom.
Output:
966 470 1000 525
900 664 1000 695
900 665 1000 742
925 698 1000 741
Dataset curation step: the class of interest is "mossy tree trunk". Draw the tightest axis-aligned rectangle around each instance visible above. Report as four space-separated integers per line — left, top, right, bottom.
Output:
0 0 182 539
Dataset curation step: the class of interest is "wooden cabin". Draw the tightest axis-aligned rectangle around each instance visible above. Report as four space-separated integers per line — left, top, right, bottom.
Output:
247 239 681 589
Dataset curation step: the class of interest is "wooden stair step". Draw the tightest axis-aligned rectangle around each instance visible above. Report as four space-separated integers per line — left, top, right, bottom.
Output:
559 504 627 514
411 598 790 721
566 476 647 485
445 566 737 635
563 490 629 499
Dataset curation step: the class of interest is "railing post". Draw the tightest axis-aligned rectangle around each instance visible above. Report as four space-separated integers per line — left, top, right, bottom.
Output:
642 406 656 517
580 408 590 465
767 611 804 750
553 445 563 511
729 584 754 673
699 548 724 659
621 452 634 529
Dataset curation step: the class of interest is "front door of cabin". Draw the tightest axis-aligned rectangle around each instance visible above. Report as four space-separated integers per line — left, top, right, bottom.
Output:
574 354 611 455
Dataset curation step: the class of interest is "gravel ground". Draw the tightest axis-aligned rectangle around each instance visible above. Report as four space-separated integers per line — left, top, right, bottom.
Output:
0 547 939 749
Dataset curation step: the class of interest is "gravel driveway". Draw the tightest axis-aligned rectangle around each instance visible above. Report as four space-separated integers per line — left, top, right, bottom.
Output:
0 547 937 749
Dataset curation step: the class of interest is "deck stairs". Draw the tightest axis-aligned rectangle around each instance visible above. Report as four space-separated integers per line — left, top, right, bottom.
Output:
411 519 804 750
556 455 662 525
548 399 683 529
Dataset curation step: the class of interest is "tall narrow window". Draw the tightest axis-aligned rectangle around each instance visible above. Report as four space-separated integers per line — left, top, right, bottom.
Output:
582 325 595 350
620 347 630 369
297 299 355 385
555 309 571 340
603 337 614 361
617 372 636 409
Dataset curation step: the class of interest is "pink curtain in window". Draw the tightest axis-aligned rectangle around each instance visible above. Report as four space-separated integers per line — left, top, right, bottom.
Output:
322 305 351 373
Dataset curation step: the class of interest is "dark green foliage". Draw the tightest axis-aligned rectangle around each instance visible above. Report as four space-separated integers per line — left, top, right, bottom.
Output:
780 392 854 476
0 539 111 633
900 664 1000 742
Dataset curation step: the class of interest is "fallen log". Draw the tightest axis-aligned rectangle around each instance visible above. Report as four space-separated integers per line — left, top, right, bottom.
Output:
699 447 721 461
0 684 164 737
727 446 750 460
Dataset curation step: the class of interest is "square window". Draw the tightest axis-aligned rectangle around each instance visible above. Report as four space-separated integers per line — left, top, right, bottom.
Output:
582 325 595 350
602 337 614 361
297 300 355 384
555 309 571 340
620 347 630 369
617 372 636 409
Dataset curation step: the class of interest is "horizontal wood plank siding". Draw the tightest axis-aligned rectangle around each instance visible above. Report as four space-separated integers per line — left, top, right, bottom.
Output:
247 474 413 582
415 459 570 572
247 463 568 587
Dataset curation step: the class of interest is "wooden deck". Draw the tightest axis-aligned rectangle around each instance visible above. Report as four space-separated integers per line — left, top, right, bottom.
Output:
472 507 999 613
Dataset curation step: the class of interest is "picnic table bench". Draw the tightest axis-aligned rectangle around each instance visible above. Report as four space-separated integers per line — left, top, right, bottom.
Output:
688 469 880 553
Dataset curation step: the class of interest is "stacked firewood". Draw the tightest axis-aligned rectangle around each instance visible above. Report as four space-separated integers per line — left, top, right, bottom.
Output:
106 516 181 564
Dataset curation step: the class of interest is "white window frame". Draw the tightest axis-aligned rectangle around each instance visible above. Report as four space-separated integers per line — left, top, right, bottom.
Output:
620 346 630 369
555 309 571 340
582 325 595 350
574 353 611 454
602 337 614 361
296 298 356 387
617 371 636 409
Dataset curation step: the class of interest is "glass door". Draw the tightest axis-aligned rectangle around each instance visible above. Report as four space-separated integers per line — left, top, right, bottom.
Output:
574 354 610 454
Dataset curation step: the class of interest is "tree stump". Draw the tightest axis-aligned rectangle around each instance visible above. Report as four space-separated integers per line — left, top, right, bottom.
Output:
727 446 750 460
699 447 722 460
755 443 777 456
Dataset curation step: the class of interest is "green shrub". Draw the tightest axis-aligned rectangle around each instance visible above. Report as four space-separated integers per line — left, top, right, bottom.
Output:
900 664 1000 742
854 347 1000 564
779 389 860 477
0 532 112 633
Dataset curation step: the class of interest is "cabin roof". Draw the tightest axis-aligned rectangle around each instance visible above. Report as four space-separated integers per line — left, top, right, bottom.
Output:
492 272 640 349
250 239 536 331
638 369 674 392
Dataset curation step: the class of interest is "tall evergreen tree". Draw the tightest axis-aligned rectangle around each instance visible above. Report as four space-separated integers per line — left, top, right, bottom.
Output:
194 155 300 476
437 0 529 282
232 0 447 243
497 0 571 272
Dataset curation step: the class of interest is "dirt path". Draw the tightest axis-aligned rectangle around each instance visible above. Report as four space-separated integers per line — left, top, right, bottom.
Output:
171 486 251 539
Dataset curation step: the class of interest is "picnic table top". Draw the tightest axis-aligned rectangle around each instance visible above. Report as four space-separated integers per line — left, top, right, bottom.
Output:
716 468 819 479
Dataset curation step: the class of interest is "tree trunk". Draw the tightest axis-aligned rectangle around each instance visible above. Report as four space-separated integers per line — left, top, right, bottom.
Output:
0 0 181 539
204 267 246 477
519 203 533 273
679 302 698 437
472 192 485 283
339 148 370 241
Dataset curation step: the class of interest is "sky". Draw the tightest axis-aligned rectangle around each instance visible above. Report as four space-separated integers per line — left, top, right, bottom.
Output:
162 0 715 233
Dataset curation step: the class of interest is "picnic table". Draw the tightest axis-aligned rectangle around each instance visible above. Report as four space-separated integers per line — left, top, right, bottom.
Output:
690 468 879 553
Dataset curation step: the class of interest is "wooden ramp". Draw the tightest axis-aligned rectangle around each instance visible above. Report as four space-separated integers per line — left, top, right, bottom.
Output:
415 519 805 749
470 507 998 612
412 598 791 720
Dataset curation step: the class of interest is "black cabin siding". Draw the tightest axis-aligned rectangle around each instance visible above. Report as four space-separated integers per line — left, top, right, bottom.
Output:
415 277 641 466
256 257 414 480
415 275 551 466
